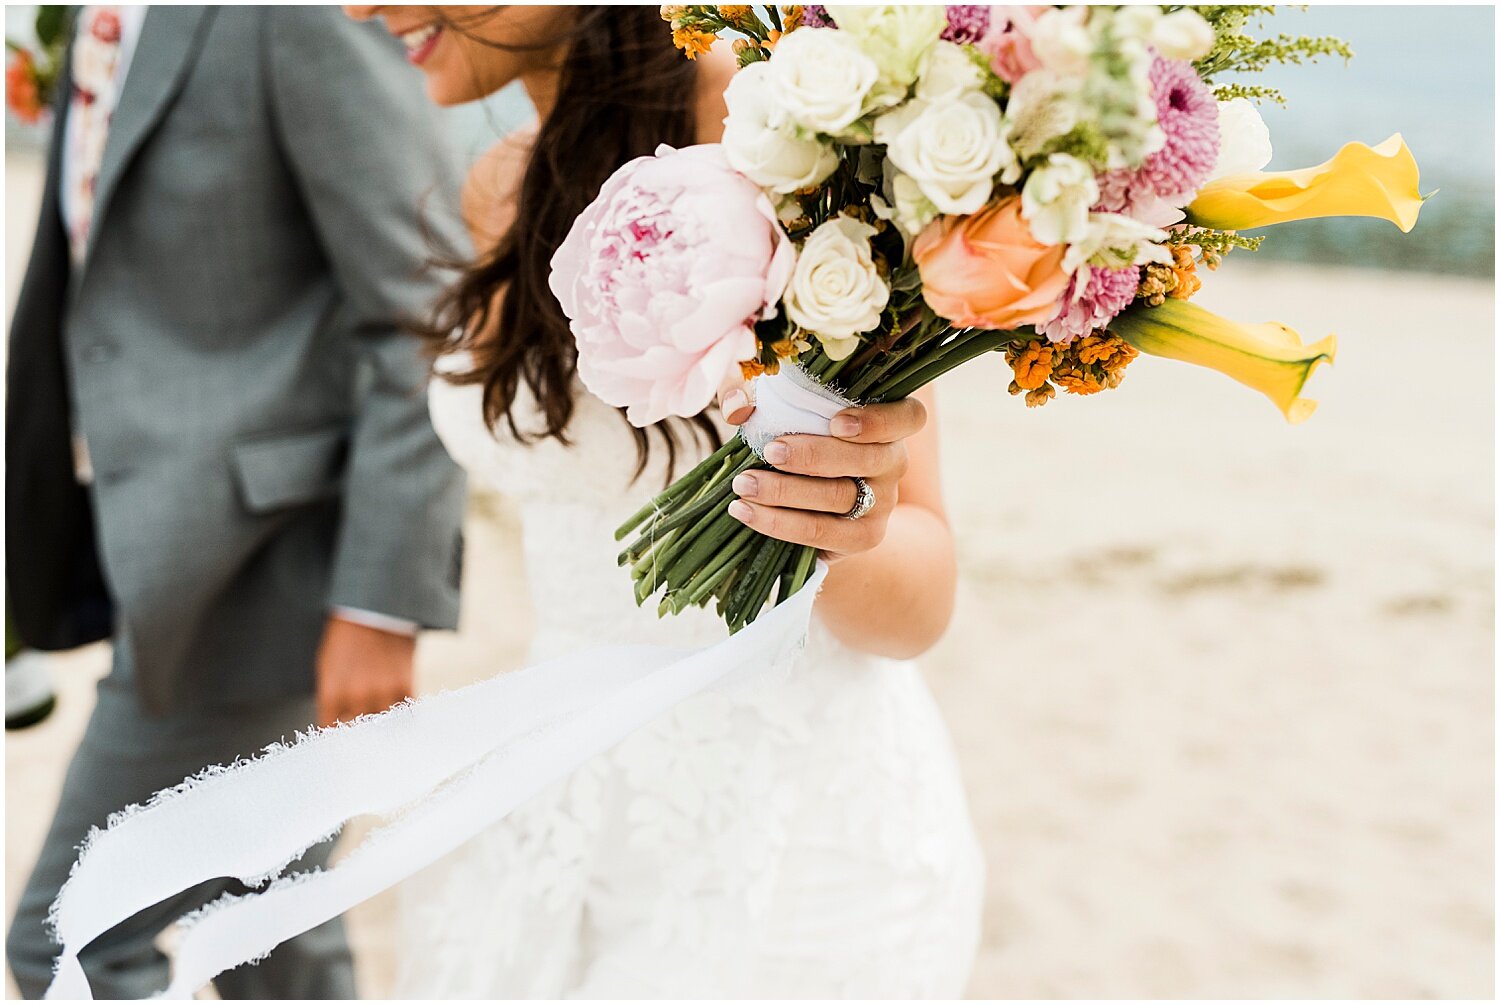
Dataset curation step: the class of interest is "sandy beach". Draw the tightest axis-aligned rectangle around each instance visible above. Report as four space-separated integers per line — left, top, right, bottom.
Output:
4 149 1493 997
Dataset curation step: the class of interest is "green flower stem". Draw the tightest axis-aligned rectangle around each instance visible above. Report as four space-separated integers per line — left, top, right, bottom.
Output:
621 446 752 568
845 318 946 400
777 544 819 604
871 327 987 393
739 539 795 630
873 330 1022 401
658 504 746 591
635 494 732 587
803 349 835 380
746 540 796 628
724 537 787 630
673 524 758 612
627 524 681 581
616 437 743 539
632 454 756 543
820 353 858 385
713 565 744 618
634 549 669 604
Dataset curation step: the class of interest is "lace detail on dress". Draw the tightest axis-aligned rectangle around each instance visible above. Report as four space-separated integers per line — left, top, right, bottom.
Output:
401 362 984 998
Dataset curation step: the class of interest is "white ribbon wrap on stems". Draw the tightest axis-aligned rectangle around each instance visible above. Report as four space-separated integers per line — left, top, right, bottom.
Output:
737 364 855 458
43 565 829 1000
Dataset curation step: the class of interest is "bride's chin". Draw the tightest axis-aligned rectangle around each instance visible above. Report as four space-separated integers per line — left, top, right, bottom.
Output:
423 73 476 108
422 60 502 108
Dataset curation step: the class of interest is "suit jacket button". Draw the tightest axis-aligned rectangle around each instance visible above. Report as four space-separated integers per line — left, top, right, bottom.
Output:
85 344 116 363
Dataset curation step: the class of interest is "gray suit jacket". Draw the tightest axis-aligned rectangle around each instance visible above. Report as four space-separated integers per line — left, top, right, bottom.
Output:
5 6 469 712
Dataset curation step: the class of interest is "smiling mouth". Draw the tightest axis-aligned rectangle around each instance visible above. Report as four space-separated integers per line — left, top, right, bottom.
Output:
398 23 442 65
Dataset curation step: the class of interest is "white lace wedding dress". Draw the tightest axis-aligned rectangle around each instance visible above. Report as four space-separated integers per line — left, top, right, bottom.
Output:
396 363 984 998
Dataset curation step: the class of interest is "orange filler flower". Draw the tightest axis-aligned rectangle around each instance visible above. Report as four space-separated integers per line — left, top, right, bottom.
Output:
672 26 717 59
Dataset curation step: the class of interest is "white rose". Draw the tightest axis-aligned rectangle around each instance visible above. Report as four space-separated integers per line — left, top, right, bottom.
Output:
1209 97 1273 180
1029 6 1093 77
915 40 985 102
722 62 839 193
767 28 879 136
1021 153 1099 246
784 215 890 359
1151 9 1215 61
1064 212 1172 273
876 92 1017 216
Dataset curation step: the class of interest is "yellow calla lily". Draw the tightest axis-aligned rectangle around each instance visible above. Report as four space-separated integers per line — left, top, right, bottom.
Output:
1111 299 1336 423
1186 134 1424 233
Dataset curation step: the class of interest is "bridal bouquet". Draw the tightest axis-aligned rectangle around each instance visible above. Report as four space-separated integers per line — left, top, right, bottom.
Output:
548 4 1424 630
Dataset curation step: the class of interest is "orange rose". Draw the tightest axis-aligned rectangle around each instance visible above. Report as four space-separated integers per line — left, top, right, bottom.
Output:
913 195 1070 331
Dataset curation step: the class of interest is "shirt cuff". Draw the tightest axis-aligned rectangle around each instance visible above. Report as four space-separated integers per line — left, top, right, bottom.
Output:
330 606 421 636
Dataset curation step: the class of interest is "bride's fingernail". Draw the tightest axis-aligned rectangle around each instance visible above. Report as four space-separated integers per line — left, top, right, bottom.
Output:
732 472 759 498
721 390 749 421
728 500 754 523
762 441 788 464
830 415 861 438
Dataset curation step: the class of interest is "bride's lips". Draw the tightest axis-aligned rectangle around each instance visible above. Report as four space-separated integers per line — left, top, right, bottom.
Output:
397 23 443 65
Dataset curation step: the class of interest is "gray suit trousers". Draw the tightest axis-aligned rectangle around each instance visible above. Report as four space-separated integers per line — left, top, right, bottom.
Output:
6 657 355 1000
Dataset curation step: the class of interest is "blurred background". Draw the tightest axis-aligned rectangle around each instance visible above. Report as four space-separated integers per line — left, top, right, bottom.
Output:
5 5 1494 999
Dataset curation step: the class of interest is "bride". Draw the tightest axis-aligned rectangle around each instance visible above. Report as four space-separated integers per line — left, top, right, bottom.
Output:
345 5 984 997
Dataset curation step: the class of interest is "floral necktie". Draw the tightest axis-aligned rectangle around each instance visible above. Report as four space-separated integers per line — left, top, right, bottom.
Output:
66 5 123 264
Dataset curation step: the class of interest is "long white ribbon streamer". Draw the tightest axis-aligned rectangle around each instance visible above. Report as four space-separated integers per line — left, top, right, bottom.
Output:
44 565 828 1000
737 365 855 457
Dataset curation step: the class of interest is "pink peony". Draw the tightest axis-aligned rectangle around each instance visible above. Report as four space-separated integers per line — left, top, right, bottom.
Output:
1037 265 1141 344
550 144 795 427
975 6 1048 83
1095 56 1220 219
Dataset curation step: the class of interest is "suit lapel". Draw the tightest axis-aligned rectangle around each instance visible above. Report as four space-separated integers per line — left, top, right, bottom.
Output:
81 5 214 273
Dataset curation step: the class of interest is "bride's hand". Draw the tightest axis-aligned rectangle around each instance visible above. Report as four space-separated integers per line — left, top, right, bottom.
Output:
718 382 927 561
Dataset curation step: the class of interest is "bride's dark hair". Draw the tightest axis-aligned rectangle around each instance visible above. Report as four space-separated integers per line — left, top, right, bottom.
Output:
424 6 720 479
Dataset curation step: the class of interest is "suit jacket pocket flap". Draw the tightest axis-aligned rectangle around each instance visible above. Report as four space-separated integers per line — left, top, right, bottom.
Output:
231 425 349 514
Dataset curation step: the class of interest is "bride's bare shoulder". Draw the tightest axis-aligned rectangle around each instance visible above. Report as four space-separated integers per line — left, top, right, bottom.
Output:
463 122 541 252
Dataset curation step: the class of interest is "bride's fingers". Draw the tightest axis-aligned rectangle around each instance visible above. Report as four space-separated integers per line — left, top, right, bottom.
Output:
760 435 907 480
732 469 861 515
726 497 883 554
828 398 927 444
717 371 754 425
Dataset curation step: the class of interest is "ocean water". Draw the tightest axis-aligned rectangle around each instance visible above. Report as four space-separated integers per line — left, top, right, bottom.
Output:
6 5 1493 276
1241 5 1495 277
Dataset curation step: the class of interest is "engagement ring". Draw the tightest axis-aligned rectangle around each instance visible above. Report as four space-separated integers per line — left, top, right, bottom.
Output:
844 477 876 520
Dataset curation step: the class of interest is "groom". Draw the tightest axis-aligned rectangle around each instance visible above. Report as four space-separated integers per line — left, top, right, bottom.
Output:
5 6 467 999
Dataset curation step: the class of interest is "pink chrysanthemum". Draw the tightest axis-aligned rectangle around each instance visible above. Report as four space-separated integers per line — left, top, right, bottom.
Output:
942 6 991 43
800 5 836 29
1038 265 1141 344
1095 56 1220 218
